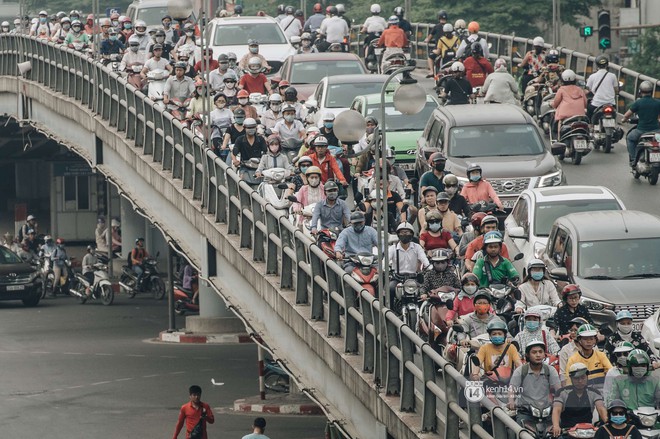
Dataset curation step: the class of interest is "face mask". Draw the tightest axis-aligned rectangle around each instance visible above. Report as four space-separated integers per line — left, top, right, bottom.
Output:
326 191 338 201
284 115 295 123
353 223 365 233
617 323 633 335
610 415 626 425
399 235 413 244
249 47 258 54
535 47 543 55
617 355 629 367
246 128 256 136
525 321 540 332
366 126 375 134
445 186 457 195
238 98 248 105
235 117 244 125
434 163 445 172
215 102 226 109
490 335 505 345
40 17 47 23
196 88 204 95
308 176 320 187
125 24 132 29
531 271 544 281
112 20 119 27
110 35 118 41
632 366 647 378
464 285 477 296
186 31 194 37
156 36 164 43
270 104 281 112
224 82 236 89
470 174 481 182
429 223 441 232
475 304 490 314
63 24 70 30
162 21 171 28
130 45 139 52
324 122 334 129
433 261 448 271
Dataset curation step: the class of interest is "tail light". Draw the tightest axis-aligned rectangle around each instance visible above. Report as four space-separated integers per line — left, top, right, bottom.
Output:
571 122 589 130
603 105 615 115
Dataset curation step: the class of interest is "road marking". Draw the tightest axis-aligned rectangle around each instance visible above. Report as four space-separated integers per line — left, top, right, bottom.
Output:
95 353 113 356
142 374 159 378
91 381 112 386
115 378 133 382
126 354 146 357
67 385 84 389
193 357 210 360
160 355 177 358
169 371 185 375
30 351 50 354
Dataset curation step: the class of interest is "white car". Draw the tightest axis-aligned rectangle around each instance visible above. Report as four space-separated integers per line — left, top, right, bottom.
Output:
205 16 296 75
503 185 625 275
641 307 660 358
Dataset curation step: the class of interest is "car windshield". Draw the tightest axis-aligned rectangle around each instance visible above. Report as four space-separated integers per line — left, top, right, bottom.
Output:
448 124 545 158
136 7 172 27
325 82 386 108
534 200 622 237
212 23 286 46
365 100 437 131
0 246 23 264
290 60 365 84
578 238 660 279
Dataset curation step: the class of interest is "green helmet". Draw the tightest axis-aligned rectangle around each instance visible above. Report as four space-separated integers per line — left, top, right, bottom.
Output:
486 319 508 334
627 349 650 377
613 341 634 354
576 324 597 338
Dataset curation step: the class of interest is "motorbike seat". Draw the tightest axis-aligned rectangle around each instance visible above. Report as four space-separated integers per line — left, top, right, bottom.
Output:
76 275 91 287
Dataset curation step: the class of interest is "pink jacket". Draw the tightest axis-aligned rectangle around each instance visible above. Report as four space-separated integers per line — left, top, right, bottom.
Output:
460 180 502 208
552 85 587 121
295 185 325 207
445 295 475 321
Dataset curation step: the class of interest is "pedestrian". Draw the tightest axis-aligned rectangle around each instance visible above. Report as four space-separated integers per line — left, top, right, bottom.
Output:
242 417 270 439
172 385 215 439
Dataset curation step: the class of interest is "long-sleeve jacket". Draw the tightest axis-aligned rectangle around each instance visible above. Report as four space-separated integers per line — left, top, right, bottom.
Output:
552 84 587 121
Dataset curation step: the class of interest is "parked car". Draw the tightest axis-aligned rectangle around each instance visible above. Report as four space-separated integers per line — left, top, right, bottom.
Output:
275 53 367 100
543 210 660 330
350 93 439 176
415 104 565 210
127 0 196 31
206 16 296 75
0 246 42 307
504 186 625 275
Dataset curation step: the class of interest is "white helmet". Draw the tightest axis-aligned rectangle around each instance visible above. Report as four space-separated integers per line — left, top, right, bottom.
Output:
450 61 465 72
290 35 301 44
396 222 415 234
336 4 345 13
561 69 576 83
248 56 262 74
443 23 454 33
1 21 9 27
454 19 466 29
370 4 381 14
533 36 545 47
13 18 20 25
134 19 147 34
39 10 48 16
269 94 282 103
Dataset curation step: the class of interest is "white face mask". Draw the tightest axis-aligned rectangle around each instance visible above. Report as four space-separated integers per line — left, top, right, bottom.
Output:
617 323 633 335
238 98 248 105
463 285 477 296
631 366 647 378
224 82 235 89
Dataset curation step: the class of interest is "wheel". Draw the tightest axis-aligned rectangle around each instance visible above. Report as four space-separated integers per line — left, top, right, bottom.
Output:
121 274 136 298
406 308 418 333
633 168 641 179
264 371 289 393
45 274 54 297
175 301 186 315
571 151 582 165
649 168 659 185
100 284 114 305
22 295 40 307
604 135 612 153
151 277 166 300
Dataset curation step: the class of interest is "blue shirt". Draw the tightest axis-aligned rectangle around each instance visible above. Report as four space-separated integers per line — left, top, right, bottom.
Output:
100 39 125 55
335 226 378 256
631 96 660 132
310 199 350 231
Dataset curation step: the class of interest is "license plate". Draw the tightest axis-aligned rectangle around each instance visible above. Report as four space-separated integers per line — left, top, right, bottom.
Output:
649 152 660 162
602 118 616 128
399 162 415 170
503 199 516 209
6 285 24 291
574 139 588 150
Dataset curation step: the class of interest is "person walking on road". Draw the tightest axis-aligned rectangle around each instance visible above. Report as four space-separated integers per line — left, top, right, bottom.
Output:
242 417 271 439
172 385 215 439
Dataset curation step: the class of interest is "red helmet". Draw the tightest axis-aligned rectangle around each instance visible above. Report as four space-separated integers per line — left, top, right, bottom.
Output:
313 3 322 12
470 212 487 230
326 6 332 14
56 238 64 245
562 284 582 300
237 89 249 98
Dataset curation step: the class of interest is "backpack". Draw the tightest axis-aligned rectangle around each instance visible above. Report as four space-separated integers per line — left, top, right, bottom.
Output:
462 36 481 59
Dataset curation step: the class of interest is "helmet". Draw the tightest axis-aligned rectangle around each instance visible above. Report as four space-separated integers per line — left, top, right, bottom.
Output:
570 317 589 327
305 166 322 176
470 41 483 56
450 61 465 72
430 248 452 262
248 57 262 74
285 5 295 14
486 319 508 334
388 15 399 25
328 6 338 15
322 112 335 122
524 309 541 319
134 20 147 34
227 52 237 61
154 29 165 37
235 5 244 14
568 362 589 378
426 210 442 222
237 89 250 98
473 289 492 303
27 215 36 221
467 21 479 33
562 284 582 300
336 4 345 13
532 36 545 47
266 134 281 146
321 180 337 193
100 18 111 27
613 341 634 354
365 116 378 126
437 192 450 202
350 210 365 224
313 136 329 147
438 10 448 20
607 399 627 412
470 212 487 230
108 27 118 35
454 19 466 29
526 258 546 272
313 3 322 12
44 235 53 242
615 310 633 321
135 237 144 244
13 19 20 25
71 19 82 29
429 152 446 164
269 94 282 104
223 70 238 82
277 4 286 14
297 155 313 166
483 230 503 245
247 38 259 47
39 10 48 16
284 87 298 101
480 214 498 229
422 186 438 197
595 55 609 68
278 79 290 88
627 349 650 376
466 163 482 175
525 339 546 354
396 222 415 234
294 8 303 17
561 69 577 83
1 20 9 27
546 49 560 64
443 23 454 33
576 324 598 338
301 32 312 40
461 272 479 285
370 4 381 14
87 244 95 252
394 6 404 16
243 118 257 128
26 228 35 235
174 61 187 70
56 238 64 245
639 81 654 94
443 174 458 186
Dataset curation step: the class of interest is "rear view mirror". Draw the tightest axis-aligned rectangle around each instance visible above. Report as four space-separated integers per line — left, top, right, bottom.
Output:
513 253 524 261
551 142 567 156
507 226 528 240
416 273 425 284
470 355 480 367
549 267 569 281
452 324 464 333
287 195 298 203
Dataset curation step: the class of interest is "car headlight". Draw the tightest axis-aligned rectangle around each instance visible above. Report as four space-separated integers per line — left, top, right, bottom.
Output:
581 296 614 311
538 170 563 187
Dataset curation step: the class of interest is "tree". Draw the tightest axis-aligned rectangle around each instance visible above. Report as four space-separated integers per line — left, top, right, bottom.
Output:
628 27 660 80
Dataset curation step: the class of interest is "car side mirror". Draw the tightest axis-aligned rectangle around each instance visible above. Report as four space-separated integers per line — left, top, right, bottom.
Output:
551 142 567 156
549 267 569 281
507 226 528 240
513 253 524 261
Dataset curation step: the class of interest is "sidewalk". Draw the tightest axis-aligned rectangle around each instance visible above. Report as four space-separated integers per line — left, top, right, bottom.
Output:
233 393 323 416
158 330 253 344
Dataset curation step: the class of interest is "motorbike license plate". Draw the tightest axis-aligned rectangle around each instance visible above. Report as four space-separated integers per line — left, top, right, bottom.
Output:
602 118 616 128
649 152 660 163
7 285 24 291
574 139 588 150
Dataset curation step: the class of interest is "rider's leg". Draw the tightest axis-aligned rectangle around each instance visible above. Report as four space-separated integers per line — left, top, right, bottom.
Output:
627 128 643 166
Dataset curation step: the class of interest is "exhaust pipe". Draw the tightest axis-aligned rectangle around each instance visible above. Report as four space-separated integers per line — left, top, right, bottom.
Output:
118 282 132 291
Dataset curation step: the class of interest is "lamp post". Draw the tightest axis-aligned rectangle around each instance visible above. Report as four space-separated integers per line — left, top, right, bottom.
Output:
374 65 426 385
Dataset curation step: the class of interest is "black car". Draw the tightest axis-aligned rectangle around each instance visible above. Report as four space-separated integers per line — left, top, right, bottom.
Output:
0 246 42 306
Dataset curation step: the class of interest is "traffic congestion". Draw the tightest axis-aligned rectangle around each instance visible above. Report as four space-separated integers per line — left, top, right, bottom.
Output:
2 3 660 439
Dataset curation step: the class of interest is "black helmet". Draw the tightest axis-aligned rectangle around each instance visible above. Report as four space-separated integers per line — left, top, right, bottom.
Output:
438 10 448 20
295 9 303 17
135 237 145 244
546 49 560 64
470 41 483 56
350 211 365 224
328 6 338 15
473 289 492 304
234 5 243 14
595 55 609 69
394 6 404 16
277 4 286 14
155 29 165 37
284 87 298 101
285 5 295 14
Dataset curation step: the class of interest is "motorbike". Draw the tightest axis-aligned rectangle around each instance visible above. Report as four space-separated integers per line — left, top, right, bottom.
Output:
119 255 166 299
537 87 556 135
563 423 597 439
146 68 169 107
631 407 660 439
126 63 145 90
417 286 456 350
50 258 75 296
516 403 552 438
281 138 303 164
523 81 543 117
101 53 122 73
348 252 379 296
238 157 263 188
71 263 114 305
380 50 408 75
316 227 339 259
487 280 522 332
257 167 293 215
39 256 54 299
264 357 290 393
69 41 93 57
591 103 623 153
167 97 191 122
189 113 209 140
394 277 424 330
365 40 383 73
173 282 199 315
553 115 593 165
444 326 490 377
631 130 660 185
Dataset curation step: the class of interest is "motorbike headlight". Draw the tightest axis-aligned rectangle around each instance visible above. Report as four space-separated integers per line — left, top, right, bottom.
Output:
637 412 659 427
538 170 563 187
542 406 552 417
440 292 455 302
357 254 374 266
490 287 507 299
580 296 614 312
570 428 596 438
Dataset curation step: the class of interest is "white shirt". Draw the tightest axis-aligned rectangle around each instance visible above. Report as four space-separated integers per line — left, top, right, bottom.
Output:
388 242 429 275
279 15 302 39
208 69 228 92
319 17 349 43
586 69 618 107
362 16 387 33
144 57 170 72
273 119 304 141
456 34 490 59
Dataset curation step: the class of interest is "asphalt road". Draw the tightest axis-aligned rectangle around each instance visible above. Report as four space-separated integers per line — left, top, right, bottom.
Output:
0 296 326 439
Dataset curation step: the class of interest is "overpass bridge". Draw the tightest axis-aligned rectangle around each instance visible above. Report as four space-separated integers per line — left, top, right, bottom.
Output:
0 30 657 439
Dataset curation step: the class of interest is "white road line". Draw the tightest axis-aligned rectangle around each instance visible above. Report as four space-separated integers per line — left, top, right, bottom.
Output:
91 381 112 386
126 354 146 357
169 371 185 375
142 374 159 378
115 378 133 382
94 353 113 356
30 351 50 354
62 352 84 355
67 385 84 389
160 355 177 358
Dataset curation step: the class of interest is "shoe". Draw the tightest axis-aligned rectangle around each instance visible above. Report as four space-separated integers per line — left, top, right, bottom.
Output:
425 73 433 78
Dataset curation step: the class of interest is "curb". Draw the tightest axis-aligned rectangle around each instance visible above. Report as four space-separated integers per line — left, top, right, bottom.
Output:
158 331 253 344
234 399 323 415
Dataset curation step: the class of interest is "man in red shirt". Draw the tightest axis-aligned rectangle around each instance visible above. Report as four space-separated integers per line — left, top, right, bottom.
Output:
194 48 219 75
239 57 271 95
463 42 493 88
377 16 408 73
172 385 215 439
308 136 348 186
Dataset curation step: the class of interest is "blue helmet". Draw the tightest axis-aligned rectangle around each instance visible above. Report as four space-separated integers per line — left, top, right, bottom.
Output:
483 231 503 245
615 310 633 321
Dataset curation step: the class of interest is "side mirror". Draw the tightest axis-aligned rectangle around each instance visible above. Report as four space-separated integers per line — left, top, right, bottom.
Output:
551 142 567 156
549 267 569 282
452 324 464 333
507 226 528 240
287 195 298 203
599 323 614 337
416 272 425 284
470 355 480 367
513 253 524 261
654 338 660 350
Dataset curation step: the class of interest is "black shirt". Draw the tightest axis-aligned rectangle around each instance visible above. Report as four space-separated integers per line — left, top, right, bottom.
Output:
428 23 443 43
594 424 642 439
440 76 472 105
233 135 266 163
449 194 470 217
399 19 412 35
554 304 594 335
559 388 599 429
321 128 340 147
226 124 245 144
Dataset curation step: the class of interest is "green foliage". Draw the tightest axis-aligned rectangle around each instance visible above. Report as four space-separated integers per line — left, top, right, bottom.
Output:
628 27 660 80
24 0 131 16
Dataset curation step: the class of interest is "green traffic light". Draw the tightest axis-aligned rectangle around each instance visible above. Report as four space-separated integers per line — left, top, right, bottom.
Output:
584 27 592 36
599 37 611 49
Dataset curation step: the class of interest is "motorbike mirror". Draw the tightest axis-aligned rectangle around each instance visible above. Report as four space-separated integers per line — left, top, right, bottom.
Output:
416 273 425 284
445 299 454 310
451 324 464 333
654 338 660 351
551 142 567 156
249 157 260 164
287 195 298 203
277 183 289 190
599 323 614 336
512 288 521 301
513 253 524 261
549 267 569 282
470 355 480 367
155 251 160 258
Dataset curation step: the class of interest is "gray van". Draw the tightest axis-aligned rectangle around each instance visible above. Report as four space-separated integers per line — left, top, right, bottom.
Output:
127 0 197 30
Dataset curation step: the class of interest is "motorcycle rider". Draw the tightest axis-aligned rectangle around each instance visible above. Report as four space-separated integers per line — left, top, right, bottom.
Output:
482 58 520 104
256 135 295 176
231 117 266 171
30 10 51 38
455 21 489 59
120 35 146 76
280 6 303 39
208 54 229 93
283 87 307 121
161 15 178 46
436 192 463 239
239 40 272 72
459 290 499 341
298 33 318 54
163 62 195 106
39 235 57 260
438 61 473 105
458 212 486 258
461 163 504 211
604 310 660 369
515 259 561 313
292 165 325 215
319 6 349 51
551 69 587 138
308 136 347 186
432 24 459 70
361 4 387 56
51 238 70 294
18 214 38 242
140 44 172 84
334 211 378 271
275 4 286 22
376 16 408 72
81 245 98 299
172 23 196 62
186 79 213 119
565 324 612 388
611 350 660 410
227 52 240 76
419 152 449 195
389 222 429 306
209 94 233 155
319 113 340 146
222 107 246 150
513 309 560 355
465 215 511 271
420 209 458 253
130 237 149 291
51 17 70 43
586 55 619 122
463 42 493 89
422 248 460 294
119 17 133 44
551 362 608 438
238 57 271 95
273 104 305 142
442 174 470 217
310 180 350 235
95 218 109 253
423 11 448 76
554 284 595 336
303 3 325 35
10 18 22 35
594 399 642 439
602 341 634 405
0 21 9 34
471 231 518 287
621 80 660 167
131 20 150 52
535 49 564 91
65 20 91 50
221 71 239 105
519 36 546 94
261 94 283 130
470 319 522 380
393 7 411 36
100 28 125 58
444 273 479 325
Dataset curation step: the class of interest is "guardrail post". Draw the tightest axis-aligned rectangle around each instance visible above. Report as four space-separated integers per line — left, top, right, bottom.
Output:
468 400 483 439
280 226 293 290
490 408 508 439
443 366 460 438
420 347 437 432
309 249 325 320
342 278 358 353
239 187 253 248
400 329 415 411
226 171 240 234
360 295 375 373
385 311 400 395
326 264 342 336
265 211 278 273
216 162 228 224
252 196 266 261
294 234 309 303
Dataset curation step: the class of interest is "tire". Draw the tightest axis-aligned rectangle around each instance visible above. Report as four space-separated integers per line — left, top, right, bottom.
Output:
22 295 40 307
121 274 137 298
407 308 418 333
100 284 114 306
572 151 582 165
649 168 659 186
44 274 54 298
175 301 186 315
633 168 641 179
151 277 166 300
264 371 289 393
604 135 612 153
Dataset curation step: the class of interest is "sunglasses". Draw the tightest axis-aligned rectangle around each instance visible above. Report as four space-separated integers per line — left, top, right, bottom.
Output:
428 220 441 225
444 184 457 188
611 410 626 416
326 189 338 193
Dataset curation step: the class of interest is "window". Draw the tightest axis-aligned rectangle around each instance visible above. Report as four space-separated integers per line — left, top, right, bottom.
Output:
511 198 529 233
64 176 91 211
448 124 545 158
551 228 569 266
212 23 287 46
289 60 365 84
365 100 436 131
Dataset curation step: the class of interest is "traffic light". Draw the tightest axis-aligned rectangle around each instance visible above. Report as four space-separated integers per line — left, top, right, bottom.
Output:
580 26 593 38
598 10 611 50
